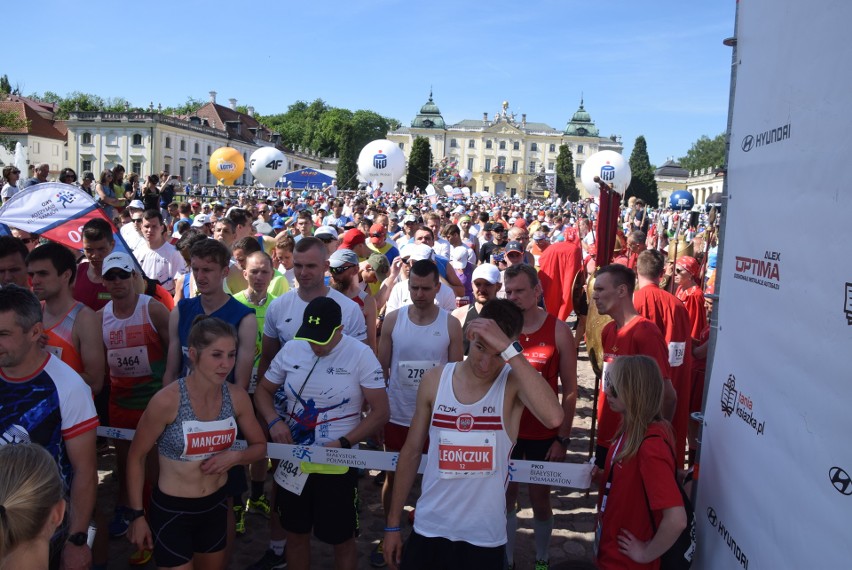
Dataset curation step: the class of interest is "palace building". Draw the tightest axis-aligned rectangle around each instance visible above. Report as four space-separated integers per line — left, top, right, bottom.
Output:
386 93 623 197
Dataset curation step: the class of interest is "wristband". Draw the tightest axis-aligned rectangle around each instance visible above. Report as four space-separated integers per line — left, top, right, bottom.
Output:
338 436 352 449
267 417 282 430
384 527 401 532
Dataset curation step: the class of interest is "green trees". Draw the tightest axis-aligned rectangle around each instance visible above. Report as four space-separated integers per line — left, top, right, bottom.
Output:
336 123 359 190
406 137 431 192
679 133 726 173
626 135 658 204
555 144 578 201
260 99 398 158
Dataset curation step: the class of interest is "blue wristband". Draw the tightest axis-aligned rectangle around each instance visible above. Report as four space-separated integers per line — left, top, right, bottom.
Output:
384 527 401 532
267 417 282 430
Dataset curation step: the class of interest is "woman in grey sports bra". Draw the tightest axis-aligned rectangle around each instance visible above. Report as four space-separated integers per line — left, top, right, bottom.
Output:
125 317 266 569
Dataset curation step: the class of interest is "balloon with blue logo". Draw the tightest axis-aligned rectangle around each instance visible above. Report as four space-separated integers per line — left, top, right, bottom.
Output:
249 147 288 187
458 168 473 183
669 190 695 211
357 139 406 191
580 150 631 197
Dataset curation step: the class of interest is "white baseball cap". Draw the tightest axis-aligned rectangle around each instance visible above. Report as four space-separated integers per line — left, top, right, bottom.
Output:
101 252 135 276
471 263 501 284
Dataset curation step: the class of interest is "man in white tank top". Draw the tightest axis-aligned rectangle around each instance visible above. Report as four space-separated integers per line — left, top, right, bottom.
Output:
383 299 565 570
374 259 463 566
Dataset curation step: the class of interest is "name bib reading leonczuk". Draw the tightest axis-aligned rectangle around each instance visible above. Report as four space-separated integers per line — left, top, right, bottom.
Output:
180 418 237 461
108 346 152 377
398 360 439 391
437 430 496 479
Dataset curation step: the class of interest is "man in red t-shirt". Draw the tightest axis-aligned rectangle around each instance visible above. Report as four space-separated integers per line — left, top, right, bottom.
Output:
538 231 583 322
591 264 676 467
503 264 577 569
633 250 692 467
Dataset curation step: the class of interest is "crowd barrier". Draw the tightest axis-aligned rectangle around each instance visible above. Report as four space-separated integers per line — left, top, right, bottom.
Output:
97 426 593 489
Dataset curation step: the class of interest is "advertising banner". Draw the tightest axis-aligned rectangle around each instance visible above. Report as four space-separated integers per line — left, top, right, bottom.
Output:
696 0 852 567
0 182 137 260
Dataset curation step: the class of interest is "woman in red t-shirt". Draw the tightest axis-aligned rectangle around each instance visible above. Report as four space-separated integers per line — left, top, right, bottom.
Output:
596 355 686 569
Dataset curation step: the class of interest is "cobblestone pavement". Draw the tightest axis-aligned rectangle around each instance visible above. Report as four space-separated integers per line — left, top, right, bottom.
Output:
103 342 600 569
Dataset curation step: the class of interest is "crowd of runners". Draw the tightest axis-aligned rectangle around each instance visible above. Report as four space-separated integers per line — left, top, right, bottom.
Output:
0 170 717 569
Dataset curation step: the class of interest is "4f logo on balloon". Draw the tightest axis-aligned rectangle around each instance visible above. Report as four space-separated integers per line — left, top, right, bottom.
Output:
373 153 387 169
599 164 615 181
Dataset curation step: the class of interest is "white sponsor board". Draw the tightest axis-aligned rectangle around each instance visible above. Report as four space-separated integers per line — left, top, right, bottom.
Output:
697 1 852 568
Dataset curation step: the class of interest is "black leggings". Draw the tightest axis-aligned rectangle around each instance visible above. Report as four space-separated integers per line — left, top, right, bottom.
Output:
148 486 227 568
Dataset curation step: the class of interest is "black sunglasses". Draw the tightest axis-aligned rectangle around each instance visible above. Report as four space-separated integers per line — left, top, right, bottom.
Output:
606 382 618 399
104 270 132 281
132 218 143 224
329 264 356 275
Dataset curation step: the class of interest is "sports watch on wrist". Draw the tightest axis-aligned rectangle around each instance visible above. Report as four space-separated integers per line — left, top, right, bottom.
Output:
126 508 146 522
67 532 88 546
338 436 352 449
555 435 571 447
500 340 524 362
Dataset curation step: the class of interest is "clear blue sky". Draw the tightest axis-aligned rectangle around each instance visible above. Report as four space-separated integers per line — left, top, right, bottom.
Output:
7 0 735 166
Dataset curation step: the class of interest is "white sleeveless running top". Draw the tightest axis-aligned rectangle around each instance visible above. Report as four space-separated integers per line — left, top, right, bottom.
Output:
413 362 513 547
388 305 451 426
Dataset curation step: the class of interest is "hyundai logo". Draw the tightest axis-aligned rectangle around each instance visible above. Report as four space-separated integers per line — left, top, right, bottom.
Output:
829 466 852 495
741 135 754 152
706 507 718 528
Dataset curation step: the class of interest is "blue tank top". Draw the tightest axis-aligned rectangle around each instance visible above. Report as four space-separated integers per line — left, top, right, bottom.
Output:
157 377 237 461
176 296 254 382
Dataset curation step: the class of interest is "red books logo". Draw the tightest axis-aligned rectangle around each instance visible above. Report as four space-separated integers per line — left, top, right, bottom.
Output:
186 429 235 455
438 445 493 471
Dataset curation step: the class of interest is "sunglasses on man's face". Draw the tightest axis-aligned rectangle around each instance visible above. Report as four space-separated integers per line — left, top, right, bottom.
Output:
132 218 143 224
329 264 356 275
18 237 38 245
103 270 132 281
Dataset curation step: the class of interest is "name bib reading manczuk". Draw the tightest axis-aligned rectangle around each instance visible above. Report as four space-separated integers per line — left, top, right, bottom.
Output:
180 418 237 461
438 430 496 479
398 360 439 391
108 346 152 377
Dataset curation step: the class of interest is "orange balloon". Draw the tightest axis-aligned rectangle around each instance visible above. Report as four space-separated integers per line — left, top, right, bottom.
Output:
209 147 245 185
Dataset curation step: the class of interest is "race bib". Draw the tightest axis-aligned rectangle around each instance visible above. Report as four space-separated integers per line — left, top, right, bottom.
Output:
668 342 686 368
602 355 615 394
108 346 152 377
180 418 237 461
437 430 496 479
398 360 438 391
273 457 309 495
46 345 63 359
248 366 259 395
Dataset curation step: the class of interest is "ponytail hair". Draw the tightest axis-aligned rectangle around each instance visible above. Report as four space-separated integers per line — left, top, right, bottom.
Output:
187 316 237 354
0 444 64 560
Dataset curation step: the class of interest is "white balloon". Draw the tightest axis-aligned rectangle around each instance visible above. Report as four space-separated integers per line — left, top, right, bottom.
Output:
458 168 473 183
357 139 406 191
249 147 288 187
580 150 631 196
443 185 454 195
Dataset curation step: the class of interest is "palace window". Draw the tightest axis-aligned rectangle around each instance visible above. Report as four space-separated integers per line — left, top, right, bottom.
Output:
486 140 492 149
450 139 457 148
484 158 492 172
132 133 143 145
549 144 556 153
529 161 536 173
577 144 584 154
513 141 519 150
468 140 475 149
530 142 538 152
499 141 506 150
165 137 171 149
81 132 92 145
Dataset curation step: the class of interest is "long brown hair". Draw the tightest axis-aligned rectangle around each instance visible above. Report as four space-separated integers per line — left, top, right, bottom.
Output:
610 355 672 463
